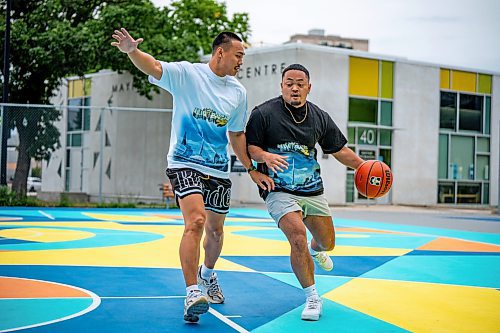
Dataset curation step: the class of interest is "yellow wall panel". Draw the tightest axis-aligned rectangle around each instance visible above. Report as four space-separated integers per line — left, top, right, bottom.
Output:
440 69 450 89
478 74 492 94
349 57 379 98
451 70 476 92
84 79 92 96
381 61 393 99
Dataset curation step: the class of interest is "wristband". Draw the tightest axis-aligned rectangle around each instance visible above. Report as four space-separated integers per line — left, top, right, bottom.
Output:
246 165 257 173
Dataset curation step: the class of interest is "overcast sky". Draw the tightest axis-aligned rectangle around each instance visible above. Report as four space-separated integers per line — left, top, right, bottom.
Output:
151 0 500 73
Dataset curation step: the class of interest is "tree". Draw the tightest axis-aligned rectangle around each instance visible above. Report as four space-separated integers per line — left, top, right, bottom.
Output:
0 0 249 196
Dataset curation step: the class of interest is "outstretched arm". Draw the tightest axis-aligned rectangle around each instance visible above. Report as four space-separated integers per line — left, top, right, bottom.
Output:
229 131 275 191
111 28 163 80
332 146 364 170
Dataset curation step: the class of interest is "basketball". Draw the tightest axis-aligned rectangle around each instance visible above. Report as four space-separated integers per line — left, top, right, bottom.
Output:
355 160 393 198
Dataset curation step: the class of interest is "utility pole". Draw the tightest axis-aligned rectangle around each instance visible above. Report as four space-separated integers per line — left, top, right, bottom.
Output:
1 0 11 185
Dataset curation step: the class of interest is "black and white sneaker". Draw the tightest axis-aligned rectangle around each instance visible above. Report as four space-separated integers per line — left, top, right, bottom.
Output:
197 266 225 304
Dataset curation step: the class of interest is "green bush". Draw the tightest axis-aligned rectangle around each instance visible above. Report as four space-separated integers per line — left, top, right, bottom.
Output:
31 166 42 178
0 186 44 206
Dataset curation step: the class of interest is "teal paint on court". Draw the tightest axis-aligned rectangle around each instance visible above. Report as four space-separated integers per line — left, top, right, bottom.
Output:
252 298 411 333
263 272 352 295
336 218 500 244
362 255 500 288
1 207 498 333
233 228 438 249
0 298 94 331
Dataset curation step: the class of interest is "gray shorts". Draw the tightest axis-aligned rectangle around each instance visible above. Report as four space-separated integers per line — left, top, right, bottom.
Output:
265 191 331 225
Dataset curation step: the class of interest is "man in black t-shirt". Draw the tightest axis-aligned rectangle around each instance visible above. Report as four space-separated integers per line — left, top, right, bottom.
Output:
245 64 364 321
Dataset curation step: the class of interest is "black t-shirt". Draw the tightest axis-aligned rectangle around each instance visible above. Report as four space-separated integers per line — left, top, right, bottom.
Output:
246 96 347 199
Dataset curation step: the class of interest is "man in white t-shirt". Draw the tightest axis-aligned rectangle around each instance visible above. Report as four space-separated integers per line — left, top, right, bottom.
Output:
112 28 274 323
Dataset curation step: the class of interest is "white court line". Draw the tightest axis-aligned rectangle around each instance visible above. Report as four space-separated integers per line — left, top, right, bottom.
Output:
92 295 249 332
0 276 100 333
208 308 249 333
38 210 55 220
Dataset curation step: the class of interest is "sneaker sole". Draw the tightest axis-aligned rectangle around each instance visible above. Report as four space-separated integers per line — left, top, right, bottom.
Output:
301 314 320 321
207 297 224 304
318 265 333 271
184 298 209 322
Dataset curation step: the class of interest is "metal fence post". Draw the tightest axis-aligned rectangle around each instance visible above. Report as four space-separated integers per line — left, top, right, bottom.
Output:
0 105 3 185
99 107 105 203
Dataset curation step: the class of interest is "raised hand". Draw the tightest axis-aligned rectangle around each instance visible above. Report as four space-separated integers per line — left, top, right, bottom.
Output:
111 28 144 54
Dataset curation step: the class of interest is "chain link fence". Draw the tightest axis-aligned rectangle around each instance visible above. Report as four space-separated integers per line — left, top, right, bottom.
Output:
1 103 172 204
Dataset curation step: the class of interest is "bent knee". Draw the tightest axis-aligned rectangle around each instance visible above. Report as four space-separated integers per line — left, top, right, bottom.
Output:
317 239 335 251
184 215 206 233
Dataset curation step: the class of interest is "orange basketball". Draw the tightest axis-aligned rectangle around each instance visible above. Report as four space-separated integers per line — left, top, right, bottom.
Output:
354 160 393 198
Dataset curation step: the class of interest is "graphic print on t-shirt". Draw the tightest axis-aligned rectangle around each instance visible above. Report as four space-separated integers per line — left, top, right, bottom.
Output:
268 142 322 193
173 111 229 172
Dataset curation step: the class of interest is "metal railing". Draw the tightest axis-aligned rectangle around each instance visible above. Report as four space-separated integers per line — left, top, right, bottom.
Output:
1 103 173 204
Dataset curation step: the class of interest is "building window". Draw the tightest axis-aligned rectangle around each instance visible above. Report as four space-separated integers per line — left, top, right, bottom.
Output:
440 92 457 130
349 98 377 123
66 78 91 192
347 57 394 203
438 68 491 205
459 94 482 132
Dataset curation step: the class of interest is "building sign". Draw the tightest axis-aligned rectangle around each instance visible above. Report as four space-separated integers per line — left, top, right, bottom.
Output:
237 63 287 80
357 128 377 145
230 155 246 173
112 81 134 93
359 150 376 161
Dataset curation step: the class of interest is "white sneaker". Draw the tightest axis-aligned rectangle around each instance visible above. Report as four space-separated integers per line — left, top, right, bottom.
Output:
184 290 209 323
309 242 334 271
301 295 323 321
197 266 225 304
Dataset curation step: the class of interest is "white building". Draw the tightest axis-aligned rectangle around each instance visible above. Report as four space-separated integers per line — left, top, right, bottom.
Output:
44 44 499 206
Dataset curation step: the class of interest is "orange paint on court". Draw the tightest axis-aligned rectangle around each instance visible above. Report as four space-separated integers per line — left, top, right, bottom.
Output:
337 227 411 235
418 237 500 252
0 277 90 298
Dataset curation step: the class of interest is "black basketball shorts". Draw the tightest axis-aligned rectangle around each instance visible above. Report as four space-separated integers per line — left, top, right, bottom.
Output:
166 168 232 214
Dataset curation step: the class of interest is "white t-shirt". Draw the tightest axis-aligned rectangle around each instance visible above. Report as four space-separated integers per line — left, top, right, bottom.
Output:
149 61 248 179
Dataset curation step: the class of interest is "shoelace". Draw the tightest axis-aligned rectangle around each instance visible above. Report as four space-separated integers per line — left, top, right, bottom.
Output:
207 275 222 295
307 297 321 309
314 253 328 264
187 291 202 304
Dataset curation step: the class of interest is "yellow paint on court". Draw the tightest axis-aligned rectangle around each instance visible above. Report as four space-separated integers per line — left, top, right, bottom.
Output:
325 278 500 333
0 222 409 269
83 213 175 223
0 228 94 242
0 223 254 271
337 234 370 238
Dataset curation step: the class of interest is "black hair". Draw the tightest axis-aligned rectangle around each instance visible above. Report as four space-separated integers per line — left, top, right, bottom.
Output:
212 32 243 54
282 64 310 81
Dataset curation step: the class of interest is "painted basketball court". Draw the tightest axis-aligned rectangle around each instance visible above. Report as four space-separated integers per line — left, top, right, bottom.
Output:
0 206 499 332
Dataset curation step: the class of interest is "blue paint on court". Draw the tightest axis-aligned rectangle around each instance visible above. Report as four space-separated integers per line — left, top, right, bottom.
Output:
222 255 398 277
1 207 499 332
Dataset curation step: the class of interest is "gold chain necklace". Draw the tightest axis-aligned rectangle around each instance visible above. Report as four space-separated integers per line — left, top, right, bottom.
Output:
283 99 308 124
